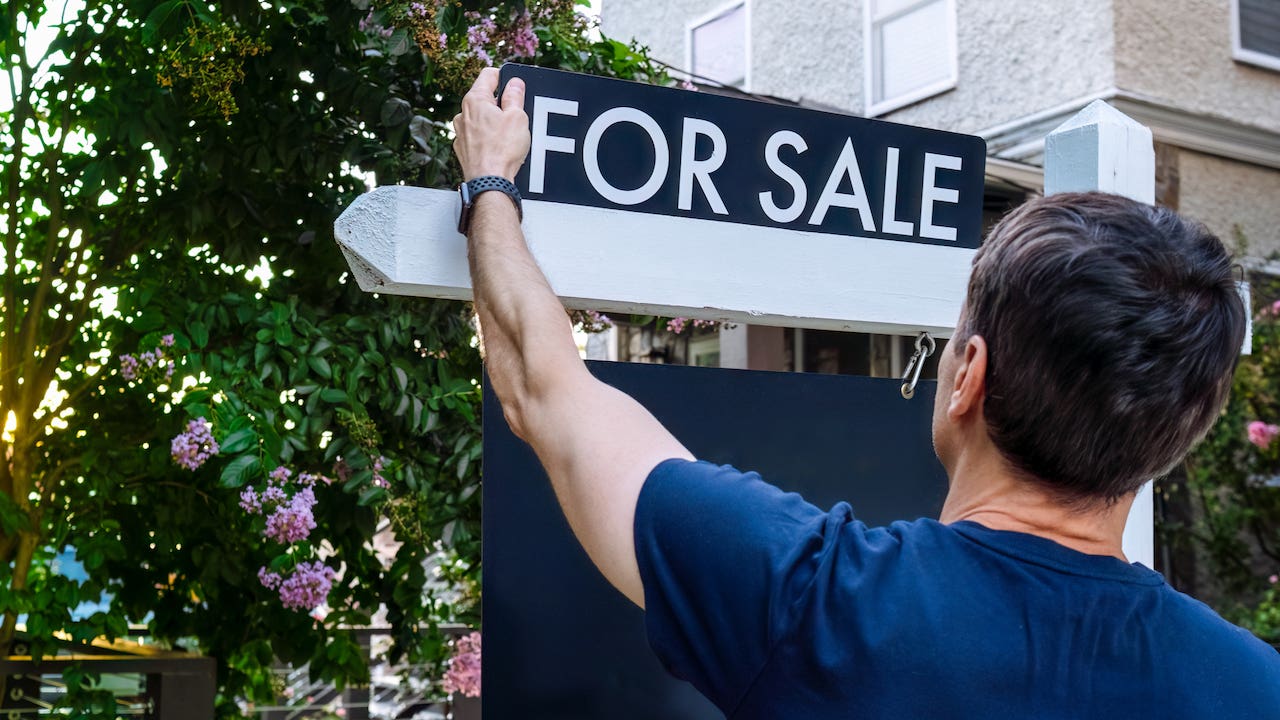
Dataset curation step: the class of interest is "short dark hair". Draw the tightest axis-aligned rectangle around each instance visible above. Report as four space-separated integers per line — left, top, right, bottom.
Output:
958 192 1246 505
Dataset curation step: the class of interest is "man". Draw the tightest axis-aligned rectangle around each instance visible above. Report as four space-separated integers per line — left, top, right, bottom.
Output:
452 68 1280 717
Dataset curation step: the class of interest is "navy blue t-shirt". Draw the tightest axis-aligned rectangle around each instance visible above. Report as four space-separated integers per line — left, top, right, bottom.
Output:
634 459 1280 719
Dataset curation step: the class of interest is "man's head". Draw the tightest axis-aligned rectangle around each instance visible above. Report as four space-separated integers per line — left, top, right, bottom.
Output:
933 191 1246 507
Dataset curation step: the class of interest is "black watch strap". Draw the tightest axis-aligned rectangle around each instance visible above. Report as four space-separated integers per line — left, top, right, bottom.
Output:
458 175 523 234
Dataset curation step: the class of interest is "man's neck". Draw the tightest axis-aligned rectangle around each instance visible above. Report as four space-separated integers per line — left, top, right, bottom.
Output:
938 452 1135 561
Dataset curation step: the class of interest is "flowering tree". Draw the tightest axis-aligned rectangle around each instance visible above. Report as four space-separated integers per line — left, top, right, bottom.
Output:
1 0 668 713
1174 281 1280 640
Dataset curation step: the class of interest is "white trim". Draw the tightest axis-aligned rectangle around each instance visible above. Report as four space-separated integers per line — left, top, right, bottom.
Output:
1231 0 1280 73
1241 257 1280 277
985 157 1044 190
977 88 1280 171
335 187 973 338
863 0 959 117
685 0 752 91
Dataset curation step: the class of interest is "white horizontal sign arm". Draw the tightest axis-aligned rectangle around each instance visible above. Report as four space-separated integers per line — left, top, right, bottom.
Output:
334 186 974 337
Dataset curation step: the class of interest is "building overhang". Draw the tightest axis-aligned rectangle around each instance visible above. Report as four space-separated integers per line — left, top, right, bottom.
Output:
979 88 1280 173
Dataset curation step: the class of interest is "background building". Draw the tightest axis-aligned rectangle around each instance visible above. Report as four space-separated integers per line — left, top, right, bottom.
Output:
591 0 1280 380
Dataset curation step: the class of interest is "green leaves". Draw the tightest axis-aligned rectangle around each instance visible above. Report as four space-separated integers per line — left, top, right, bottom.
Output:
142 0 185 45
220 455 261 488
307 355 333 380
0 0 679 709
189 320 210 349
219 428 258 454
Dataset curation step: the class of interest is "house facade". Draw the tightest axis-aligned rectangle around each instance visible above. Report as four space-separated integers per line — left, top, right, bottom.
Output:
593 0 1280 377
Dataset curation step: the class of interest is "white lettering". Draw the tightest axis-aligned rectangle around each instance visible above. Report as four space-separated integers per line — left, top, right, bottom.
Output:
529 96 579 195
881 147 914 236
758 130 808 223
678 118 728 214
921 153 962 241
808 139 876 231
583 107 669 206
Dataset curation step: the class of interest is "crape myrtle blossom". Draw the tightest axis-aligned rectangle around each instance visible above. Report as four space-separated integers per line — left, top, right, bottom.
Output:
464 11 497 65
171 418 219 470
666 317 720 335
119 354 140 381
442 631 482 698
264 487 318 544
240 466 324 544
120 334 177 383
245 467 338 611
1248 420 1280 450
258 561 337 611
508 11 538 58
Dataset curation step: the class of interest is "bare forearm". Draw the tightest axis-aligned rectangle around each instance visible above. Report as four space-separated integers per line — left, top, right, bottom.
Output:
451 69 691 608
467 193 585 437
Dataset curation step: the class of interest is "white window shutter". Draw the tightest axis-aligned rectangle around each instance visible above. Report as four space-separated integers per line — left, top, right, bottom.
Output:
867 0 956 116
690 3 748 88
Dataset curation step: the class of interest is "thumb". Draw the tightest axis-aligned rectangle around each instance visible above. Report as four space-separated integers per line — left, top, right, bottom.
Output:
501 77 526 112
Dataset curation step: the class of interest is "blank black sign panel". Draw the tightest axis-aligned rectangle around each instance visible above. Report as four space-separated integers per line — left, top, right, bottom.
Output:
482 361 949 719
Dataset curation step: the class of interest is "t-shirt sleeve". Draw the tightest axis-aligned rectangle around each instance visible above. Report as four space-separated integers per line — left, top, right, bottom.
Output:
633 458 842 711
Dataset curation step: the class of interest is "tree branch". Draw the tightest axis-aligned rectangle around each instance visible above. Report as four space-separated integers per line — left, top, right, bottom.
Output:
2 0 32 423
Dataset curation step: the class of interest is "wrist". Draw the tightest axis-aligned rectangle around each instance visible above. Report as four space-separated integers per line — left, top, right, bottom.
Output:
464 164 519 183
458 175 523 234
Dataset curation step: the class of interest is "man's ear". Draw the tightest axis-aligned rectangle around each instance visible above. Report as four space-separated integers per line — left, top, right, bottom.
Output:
948 335 988 420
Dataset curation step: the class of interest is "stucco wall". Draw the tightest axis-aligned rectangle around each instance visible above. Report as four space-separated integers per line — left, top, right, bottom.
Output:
601 0 723 82
605 0 1116 133
1115 0 1280 135
601 0 863 112
883 0 1116 134
1177 149 1280 259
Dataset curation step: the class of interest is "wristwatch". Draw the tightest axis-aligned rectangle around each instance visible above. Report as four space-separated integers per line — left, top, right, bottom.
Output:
457 175 523 235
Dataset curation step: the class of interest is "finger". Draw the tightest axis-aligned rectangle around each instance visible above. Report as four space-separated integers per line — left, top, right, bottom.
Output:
452 113 462 128
501 77 526 112
467 67 501 101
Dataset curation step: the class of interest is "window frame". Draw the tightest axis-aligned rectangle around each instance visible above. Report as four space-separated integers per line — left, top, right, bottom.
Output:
1231 0 1280 73
863 0 959 117
685 0 752 91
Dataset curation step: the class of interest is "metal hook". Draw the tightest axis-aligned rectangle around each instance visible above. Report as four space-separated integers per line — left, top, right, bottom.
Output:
900 332 936 400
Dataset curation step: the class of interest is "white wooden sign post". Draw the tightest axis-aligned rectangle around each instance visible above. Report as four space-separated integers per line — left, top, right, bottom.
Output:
1043 99 1156 568
336 71 1161 566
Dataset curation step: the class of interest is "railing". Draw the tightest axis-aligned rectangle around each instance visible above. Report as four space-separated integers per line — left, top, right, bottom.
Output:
0 627 480 719
0 639 214 719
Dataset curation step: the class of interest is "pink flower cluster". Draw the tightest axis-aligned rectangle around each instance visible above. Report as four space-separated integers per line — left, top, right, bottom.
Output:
1248 420 1280 450
171 418 219 470
441 631 482 698
358 9 395 38
584 310 612 330
372 456 389 489
666 317 719 334
464 11 497 65
508 11 538 58
259 561 337 611
240 466 331 544
120 333 176 382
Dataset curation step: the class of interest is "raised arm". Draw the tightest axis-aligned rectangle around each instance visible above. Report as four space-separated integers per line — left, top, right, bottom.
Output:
452 68 693 607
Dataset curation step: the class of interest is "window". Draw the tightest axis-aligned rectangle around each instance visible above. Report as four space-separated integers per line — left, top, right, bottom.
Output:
687 1 750 89
864 0 957 116
1233 0 1280 72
